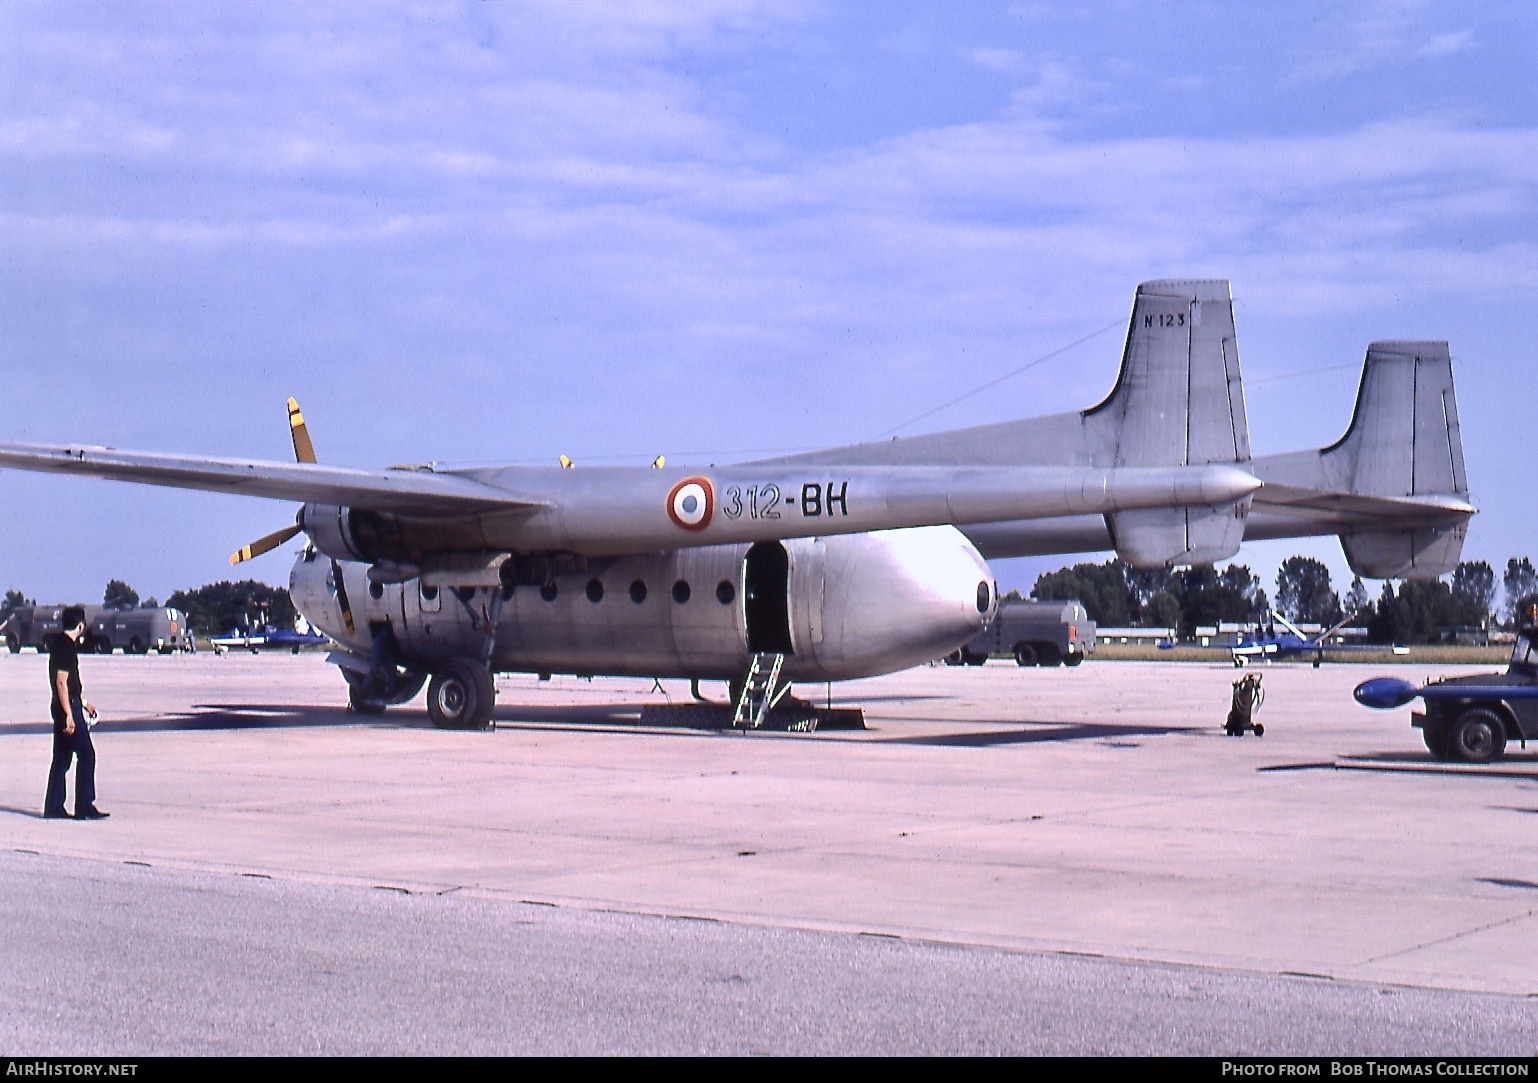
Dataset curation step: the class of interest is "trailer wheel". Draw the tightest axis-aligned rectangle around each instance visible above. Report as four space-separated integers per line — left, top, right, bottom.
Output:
128 636 146 655
1036 643 1061 667
1449 708 1507 764
1012 643 1037 667
94 638 114 655
5 634 18 654
964 648 988 666
943 651 963 667
1063 652 1083 668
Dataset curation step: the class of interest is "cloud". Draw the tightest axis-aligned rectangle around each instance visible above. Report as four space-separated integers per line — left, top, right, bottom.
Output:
1287 1 1477 82
967 47 1027 74
1420 28 1475 57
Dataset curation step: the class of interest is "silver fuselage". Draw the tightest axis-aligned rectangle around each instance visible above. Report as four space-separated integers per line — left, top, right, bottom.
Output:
290 525 996 683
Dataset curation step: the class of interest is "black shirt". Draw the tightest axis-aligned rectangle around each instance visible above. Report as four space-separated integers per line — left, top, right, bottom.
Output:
48 635 82 705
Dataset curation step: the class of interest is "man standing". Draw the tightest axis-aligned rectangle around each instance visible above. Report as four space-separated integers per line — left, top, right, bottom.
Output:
43 606 108 820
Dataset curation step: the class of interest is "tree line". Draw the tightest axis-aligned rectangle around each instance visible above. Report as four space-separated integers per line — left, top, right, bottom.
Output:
1029 556 1538 644
2 580 297 637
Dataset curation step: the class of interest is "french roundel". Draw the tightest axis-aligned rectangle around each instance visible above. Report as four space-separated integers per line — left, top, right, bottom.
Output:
666 476 714 531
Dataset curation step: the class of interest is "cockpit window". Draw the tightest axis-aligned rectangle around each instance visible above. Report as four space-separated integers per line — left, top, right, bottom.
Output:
1512 634 1537 670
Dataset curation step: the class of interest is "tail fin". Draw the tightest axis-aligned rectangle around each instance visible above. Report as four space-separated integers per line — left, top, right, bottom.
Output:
1090 279 1252 567
1083 279 1250 469
1324 342 1467 503
750 279 1254 567
1250 342 1473 579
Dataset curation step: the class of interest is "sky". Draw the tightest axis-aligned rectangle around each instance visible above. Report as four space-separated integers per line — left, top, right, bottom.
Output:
2 0 1535 610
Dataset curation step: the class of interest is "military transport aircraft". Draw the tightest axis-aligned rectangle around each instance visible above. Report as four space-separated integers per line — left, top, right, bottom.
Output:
0 280 1475 729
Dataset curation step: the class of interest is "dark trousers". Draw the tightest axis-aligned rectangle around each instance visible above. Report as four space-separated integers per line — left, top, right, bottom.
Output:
44 697 95 816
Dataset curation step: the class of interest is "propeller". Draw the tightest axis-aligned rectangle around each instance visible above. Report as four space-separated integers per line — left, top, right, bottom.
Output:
228 397 355 635
229 522 302 565
287 396 317 464
229 396 317 567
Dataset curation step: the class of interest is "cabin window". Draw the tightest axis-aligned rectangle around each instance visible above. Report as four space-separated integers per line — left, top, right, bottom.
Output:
629 580 647 604
586 579 604 603
716 580 735 605
540 581 558 602
421 585 439 602
672 580 691 604
368 581 384 600
976 581 991 613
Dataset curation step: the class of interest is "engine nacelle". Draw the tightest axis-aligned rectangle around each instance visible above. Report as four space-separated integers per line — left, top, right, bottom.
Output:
299 503 376 563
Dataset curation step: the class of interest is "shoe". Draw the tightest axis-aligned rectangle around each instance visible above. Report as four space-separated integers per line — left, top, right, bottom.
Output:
74 807 110 820
42 808 70 819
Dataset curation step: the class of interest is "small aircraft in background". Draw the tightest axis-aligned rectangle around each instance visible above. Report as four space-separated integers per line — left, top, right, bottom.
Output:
210 622 330 655
1229 612 1407 668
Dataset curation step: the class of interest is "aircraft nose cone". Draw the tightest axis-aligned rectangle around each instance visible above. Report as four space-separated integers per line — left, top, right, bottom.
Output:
1353 676 1419 710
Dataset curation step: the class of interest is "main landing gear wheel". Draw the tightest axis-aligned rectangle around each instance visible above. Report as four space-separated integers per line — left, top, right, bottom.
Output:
427 660 496 730
1449 708 1507 764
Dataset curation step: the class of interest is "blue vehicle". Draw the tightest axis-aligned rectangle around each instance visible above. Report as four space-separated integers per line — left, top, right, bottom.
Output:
1229 612 1406 668
210 622 330 654
1355 623 1538 763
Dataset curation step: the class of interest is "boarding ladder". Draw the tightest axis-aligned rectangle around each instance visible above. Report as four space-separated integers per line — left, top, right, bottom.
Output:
733 652 787 729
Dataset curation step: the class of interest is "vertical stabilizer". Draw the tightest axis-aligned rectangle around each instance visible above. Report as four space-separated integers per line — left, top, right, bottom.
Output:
1321 342 1466 502
1249 342 1472 579
1091 279 1252 567
1332 342 1468 578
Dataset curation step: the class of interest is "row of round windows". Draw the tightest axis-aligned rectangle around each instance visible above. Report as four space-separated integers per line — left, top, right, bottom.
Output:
371 579 738 607
552 578 737 606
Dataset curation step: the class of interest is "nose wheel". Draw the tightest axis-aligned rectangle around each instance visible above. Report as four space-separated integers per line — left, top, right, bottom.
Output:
427 659 497 730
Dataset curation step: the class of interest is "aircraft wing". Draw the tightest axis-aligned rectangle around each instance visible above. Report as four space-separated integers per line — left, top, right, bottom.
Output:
0 443 544 515
1315 643 1409 656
